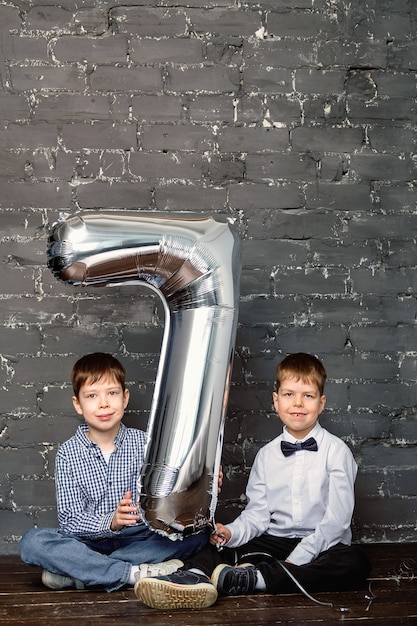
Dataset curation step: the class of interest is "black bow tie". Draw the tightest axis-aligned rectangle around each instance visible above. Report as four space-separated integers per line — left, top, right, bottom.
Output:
281 437 318 457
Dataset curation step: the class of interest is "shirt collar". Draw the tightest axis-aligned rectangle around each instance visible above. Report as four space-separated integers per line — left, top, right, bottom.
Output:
76 422 127 448
282 422 323 444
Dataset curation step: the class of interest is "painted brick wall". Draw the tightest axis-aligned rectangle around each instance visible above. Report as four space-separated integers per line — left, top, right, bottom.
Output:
0 0 415 554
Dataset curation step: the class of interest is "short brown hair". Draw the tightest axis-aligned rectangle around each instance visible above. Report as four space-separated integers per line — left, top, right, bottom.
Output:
71 352 126 398
276 353 327 395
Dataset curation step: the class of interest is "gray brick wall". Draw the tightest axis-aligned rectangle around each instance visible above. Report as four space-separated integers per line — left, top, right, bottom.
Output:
0 0 415 553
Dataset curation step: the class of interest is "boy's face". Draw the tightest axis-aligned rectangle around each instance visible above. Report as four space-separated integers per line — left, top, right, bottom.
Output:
273 375 326 440
72 375 129 439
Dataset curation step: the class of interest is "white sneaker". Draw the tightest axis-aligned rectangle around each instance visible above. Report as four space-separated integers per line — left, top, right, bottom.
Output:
135 559 183 581
41 570 84 590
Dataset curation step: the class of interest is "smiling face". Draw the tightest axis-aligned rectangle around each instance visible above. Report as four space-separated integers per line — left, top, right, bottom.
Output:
72 374 130 442
273 375 326 440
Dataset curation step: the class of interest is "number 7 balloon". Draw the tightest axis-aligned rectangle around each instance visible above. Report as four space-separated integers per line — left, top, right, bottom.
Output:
47 211 241 539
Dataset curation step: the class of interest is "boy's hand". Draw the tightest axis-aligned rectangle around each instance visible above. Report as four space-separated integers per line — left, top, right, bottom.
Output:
210 522 231 546
111 490 142 531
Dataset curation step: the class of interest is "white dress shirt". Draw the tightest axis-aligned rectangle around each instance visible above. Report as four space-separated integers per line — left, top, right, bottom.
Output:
226 422 357 566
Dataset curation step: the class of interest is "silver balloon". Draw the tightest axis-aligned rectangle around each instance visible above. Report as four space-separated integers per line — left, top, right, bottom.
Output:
47 211 241 539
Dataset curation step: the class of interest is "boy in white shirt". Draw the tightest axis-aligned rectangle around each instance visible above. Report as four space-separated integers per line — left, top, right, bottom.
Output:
134 352 371 609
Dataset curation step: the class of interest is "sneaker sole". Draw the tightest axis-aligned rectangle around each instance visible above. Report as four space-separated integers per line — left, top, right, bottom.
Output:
134 578 218 609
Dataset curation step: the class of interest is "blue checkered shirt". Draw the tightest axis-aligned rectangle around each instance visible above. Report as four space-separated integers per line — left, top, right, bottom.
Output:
55 422 147 538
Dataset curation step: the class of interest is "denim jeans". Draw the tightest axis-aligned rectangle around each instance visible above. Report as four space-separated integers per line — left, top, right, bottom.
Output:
19 523 208 592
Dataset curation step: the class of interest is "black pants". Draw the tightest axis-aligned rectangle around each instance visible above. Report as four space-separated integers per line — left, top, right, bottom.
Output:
183 535 371 594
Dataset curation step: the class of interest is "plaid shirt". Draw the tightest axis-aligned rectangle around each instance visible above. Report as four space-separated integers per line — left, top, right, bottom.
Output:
55 422 147 538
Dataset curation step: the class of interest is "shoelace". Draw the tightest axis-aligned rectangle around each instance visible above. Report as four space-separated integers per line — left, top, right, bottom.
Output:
226 567 256 594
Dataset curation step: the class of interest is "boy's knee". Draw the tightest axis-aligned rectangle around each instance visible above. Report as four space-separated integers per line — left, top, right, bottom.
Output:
19 528 37 560
19 527 53 561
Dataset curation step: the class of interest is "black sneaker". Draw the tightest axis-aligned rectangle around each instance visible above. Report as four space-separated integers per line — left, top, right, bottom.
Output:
211 563 258 596
134 569 218 609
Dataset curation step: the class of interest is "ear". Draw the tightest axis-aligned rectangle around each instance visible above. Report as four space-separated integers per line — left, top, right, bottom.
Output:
272 391 279 412
72 395 83 415
319 394 326 413
123 388 130 408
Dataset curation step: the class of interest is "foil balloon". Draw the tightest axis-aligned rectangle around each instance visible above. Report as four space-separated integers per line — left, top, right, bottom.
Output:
47 211 241 539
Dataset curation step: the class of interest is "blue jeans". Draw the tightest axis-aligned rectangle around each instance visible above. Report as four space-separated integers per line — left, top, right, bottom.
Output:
19 523 208 592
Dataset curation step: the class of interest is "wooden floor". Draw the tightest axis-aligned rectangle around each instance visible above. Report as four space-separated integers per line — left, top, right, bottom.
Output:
1 544 416 625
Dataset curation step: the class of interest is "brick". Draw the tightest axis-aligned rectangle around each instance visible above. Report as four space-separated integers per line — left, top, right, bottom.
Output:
347 214 417 241
360 443 417 469
238 296 307 326
372 71 416 98
274 325 347 354
240 268 272 297
378 185 415 211
305 182 372 211
351 383 417 411
0 94 30 122
129 152 202 180
5 416 77 446
120 326 163 354
130 38 203 64
230 183 302 210
218 127 288 153
13 479 56 507
368 127 415 154
309 295 386 324
347 98 415 123
0 123 58 150
90 66 163 92
10 65 85 92
0 448 45 476
61 122 137 151
350 325 417 352
273 268 348 295
110 7 187 36
26 6 73 30
166 66 240 94
76 181 152 209
189 96 263 123
266 10 331 39
9 34 48 62
390 419 417 445
243 238 308 267
155 184 226 211
203 155 244 184
318 40 386 69
73 8 109 35
303 95 346 123
312 240 380 267
0 510 32 538
54 35 127 63
76 294 156 325
0 328 40 355
265 97 302 124
294 69 345 95
247 210 338 240
244 67 292 94
351 268 416 296
245 41 316 69
35 94 116 121
389 42 417 70
132 95 183 122
246 153 318 182
187 8 260 36
0 5 20 30
292 127 364 153
206 41 243 66
140 124 212 151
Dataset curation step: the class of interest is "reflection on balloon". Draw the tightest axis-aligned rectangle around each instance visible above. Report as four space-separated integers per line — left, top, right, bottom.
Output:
47 211 241 539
